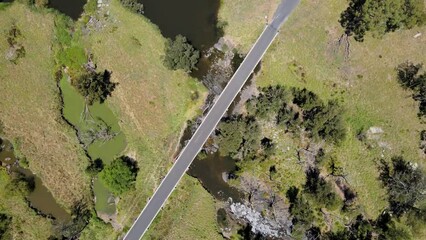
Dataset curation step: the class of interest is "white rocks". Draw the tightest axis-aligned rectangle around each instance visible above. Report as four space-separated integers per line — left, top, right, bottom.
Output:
230 202 283 238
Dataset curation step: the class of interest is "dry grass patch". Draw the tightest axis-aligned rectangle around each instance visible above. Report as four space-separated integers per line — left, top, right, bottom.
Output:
0 3 90 208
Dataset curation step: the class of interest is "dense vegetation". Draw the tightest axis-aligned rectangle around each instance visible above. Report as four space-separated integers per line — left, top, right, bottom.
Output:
99 156 138 195
163 35 200 72
340 0 426 41
246 85 346 143
396 62 426 117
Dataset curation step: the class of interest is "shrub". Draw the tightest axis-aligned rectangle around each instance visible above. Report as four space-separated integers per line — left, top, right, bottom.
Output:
120 0 143 14
0 213 11 239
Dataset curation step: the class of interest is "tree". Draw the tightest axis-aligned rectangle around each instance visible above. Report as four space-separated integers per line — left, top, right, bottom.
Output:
163 35 200 72
340 0 426 41
99 156 138 195
74 70 117 106
216 115 261 160
303 100 346 143
396 62 426 117
303 168 341 209
378 156 426 216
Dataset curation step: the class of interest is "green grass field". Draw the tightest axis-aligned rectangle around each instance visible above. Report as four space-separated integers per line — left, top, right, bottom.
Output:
0 3 90 210
220 0 426 221
77 0 219 238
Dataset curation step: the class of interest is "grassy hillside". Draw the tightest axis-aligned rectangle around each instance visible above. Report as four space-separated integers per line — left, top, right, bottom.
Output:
78 0 219 237
220 0 425 220
0 3 90 209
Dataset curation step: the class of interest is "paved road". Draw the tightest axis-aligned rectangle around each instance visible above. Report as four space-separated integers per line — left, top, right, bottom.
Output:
124 1 299 239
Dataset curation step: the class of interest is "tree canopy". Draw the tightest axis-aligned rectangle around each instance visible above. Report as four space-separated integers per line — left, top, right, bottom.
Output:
340 0 426 41
163 35 200 72
396 62 426 117
99 156 138 195
379 156 426 216
73 70 117 106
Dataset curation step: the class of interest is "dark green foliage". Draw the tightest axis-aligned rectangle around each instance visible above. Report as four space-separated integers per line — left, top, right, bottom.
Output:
74 70 117 105
378 156 426 216
120 0 143 14
99 156 138 195
288 190 314 226
0 120 4 135
340 0 426 41
216 115 261 160
276 104 300 131
303 100 346 143
397 62 423 89
396 62 426 117
56 201 91 239
163 35 200 72
0 213 11 239
292 88 322 112
303 168 341 209
6 171 34 197
85 158 104 176
324 215 373 240
246 85 291 119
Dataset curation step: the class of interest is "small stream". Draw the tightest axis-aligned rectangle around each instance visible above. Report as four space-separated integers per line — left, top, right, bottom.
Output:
0 138 71 222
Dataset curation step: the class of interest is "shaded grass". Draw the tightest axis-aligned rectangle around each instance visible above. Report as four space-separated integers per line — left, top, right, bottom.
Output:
220 0 426 219
0 2 90 209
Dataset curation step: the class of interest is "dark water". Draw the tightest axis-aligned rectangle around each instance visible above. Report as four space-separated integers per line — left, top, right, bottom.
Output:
188 151 243 202
139 0 220 51
0 138 71 222
48 0 87 20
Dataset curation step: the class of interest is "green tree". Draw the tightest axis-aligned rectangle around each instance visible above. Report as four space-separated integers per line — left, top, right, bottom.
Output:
99 156 138 195
378 156 426 216
340 0 426 41
216 115 261 160
303 100 346 143
303 168 341 209
74 70 117 106
163 35 200 72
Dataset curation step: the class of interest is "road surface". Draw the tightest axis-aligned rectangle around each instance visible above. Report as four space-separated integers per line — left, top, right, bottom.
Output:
124 1 300 239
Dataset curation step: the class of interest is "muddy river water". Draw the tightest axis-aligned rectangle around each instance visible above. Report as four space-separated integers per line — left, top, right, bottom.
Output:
0 138 71 222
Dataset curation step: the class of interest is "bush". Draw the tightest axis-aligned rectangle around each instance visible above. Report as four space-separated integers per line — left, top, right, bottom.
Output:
99 156 138 195
163 35 200 72
85 158 104 176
